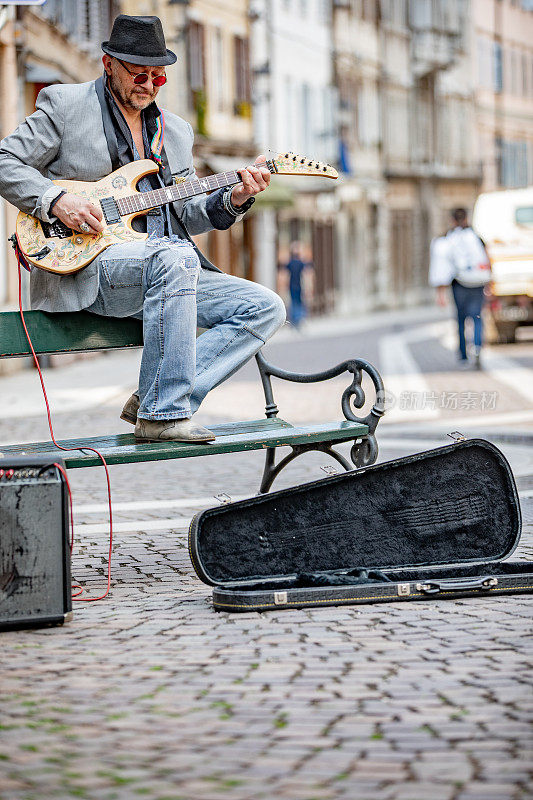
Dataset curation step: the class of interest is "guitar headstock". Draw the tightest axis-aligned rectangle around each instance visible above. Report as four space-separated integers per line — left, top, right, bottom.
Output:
267 153 338 179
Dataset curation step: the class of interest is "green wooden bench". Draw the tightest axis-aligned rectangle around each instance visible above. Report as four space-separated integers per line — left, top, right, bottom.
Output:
0 310 385 492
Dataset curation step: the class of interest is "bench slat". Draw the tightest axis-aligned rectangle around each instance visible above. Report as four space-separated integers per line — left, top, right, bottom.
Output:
0 311 143 358
0 419 368 469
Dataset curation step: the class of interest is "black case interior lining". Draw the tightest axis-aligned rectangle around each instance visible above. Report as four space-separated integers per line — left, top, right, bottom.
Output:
191 441 521 586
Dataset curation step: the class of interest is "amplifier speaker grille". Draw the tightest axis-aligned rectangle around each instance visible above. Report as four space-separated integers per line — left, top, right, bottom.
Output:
0 457 71 631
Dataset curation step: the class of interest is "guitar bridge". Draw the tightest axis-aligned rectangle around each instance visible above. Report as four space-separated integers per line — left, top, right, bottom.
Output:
40 220 73 239
100 197 122 225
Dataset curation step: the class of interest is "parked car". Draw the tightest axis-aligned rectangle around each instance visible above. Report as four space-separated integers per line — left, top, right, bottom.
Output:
473 186 533 343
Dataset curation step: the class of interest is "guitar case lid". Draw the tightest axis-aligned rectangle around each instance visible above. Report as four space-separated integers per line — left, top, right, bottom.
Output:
188 439 524 592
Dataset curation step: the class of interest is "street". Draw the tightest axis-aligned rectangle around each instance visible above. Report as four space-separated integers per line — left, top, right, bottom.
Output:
1 305 532 800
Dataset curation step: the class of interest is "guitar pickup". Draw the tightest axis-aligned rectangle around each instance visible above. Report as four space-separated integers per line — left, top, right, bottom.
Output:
40 220 72 239
100 197 122 225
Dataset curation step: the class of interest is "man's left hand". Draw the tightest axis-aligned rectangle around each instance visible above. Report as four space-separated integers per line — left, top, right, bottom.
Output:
231 154 271 208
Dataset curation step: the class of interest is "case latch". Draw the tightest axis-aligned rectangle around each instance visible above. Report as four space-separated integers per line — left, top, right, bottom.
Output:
214 493 232 504
447 431 467 442
320 465 338 476
274 591 288 605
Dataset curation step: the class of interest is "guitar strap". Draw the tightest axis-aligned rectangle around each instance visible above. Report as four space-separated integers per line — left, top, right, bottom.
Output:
95 77 120 171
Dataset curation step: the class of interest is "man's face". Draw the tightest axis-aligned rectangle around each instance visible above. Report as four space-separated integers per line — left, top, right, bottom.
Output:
104 56 165 112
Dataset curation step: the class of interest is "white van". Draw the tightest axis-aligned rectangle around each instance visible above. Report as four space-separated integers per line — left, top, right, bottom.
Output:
472 186 533 343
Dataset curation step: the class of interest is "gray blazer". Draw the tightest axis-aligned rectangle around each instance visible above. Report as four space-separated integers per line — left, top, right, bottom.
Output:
0 80 223 312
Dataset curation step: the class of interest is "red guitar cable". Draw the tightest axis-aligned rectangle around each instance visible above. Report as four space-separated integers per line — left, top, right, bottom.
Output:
14 243 113 602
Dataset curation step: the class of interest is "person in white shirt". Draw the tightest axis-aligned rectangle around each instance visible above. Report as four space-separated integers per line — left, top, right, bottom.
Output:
429 208 491 369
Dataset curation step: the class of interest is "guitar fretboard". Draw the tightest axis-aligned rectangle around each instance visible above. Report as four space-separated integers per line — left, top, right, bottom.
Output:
116 169 251 216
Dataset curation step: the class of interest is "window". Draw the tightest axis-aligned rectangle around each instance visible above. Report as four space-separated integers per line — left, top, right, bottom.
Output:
301 83 311 153
381 0 406 26
511 49 519 94
515 206 533 226
285 78 293 146
498 138 529 187
358 83 380 148
188 21 205 93
493 42 503 92
213 27 224 112
394 0 407 26
317 0 331 23
234 36 251 115
477 37 490 88
188 20 206 128
82 0 93 41
478 37 495 89
386 92 409 160
362 0 377 21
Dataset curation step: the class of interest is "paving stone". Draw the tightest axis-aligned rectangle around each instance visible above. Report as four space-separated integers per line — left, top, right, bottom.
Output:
391 782 455 800
1 346 532 800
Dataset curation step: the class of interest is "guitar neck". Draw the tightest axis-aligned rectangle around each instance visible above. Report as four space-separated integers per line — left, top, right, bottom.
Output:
116 169 249 216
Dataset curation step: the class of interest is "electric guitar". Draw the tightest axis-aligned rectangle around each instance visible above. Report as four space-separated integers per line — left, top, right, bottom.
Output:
15 153 338 275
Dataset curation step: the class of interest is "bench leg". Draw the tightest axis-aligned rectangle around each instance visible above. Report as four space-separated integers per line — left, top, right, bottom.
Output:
258 438 378 494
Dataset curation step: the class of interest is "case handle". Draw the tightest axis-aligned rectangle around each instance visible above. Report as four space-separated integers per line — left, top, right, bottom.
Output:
416 576 498 595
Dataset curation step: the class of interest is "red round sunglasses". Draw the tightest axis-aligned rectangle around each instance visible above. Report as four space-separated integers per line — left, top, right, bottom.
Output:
116 59 167 87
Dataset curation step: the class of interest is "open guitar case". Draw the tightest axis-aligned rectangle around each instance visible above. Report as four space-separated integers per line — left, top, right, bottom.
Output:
188 439 533 612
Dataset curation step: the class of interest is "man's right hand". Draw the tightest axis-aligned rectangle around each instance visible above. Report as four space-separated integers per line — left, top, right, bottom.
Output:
53 193 104 234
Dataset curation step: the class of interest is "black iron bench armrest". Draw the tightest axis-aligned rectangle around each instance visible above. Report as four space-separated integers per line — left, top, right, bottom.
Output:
255 351 386 435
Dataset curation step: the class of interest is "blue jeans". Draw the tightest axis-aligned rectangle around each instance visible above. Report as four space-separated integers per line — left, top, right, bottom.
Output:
86 236 286 420
451 280 485 359
289 289 306 328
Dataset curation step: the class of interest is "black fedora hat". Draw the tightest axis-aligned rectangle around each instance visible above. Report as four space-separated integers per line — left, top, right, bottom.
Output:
102 15 177 66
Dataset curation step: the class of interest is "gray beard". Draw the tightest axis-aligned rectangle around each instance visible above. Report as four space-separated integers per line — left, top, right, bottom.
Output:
109 74 153 112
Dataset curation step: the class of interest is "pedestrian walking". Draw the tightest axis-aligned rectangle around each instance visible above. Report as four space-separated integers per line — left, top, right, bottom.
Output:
280 242 314 329
429 208 492 368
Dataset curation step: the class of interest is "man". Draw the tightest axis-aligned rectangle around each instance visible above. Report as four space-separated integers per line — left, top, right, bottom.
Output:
279 241 314 329
0 15 285 442
429 208 491 369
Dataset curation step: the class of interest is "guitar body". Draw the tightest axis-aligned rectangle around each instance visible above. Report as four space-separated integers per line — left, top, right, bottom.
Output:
16 160 162 275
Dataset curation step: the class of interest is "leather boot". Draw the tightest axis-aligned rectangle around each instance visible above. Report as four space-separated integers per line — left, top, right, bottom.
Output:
135 417 216 443
120 392 140 425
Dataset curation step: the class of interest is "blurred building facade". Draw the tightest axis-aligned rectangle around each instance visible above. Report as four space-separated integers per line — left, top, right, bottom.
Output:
0 0 118 306
333 0 481 313
250 0 339 310
473 0 533 191
0 0 532 317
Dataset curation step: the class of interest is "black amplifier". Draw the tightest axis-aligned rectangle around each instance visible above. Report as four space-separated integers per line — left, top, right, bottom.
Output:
0 456 72 631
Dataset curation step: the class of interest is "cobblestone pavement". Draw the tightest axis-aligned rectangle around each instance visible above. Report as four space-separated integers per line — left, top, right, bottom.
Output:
1 312 532 800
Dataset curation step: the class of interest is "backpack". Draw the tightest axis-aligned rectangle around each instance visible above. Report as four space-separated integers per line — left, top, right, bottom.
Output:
446 227 492 287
